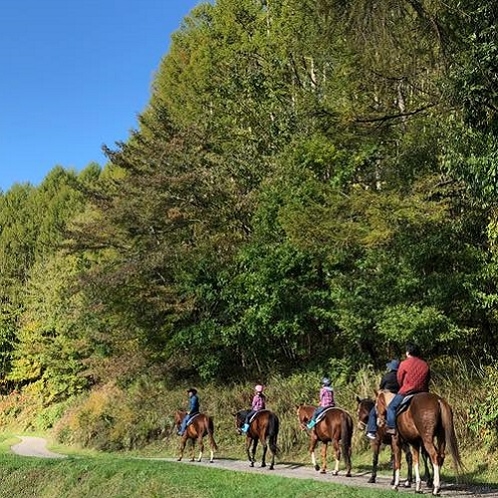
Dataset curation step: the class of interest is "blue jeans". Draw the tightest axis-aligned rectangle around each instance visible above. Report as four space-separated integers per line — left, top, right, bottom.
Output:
367 406 377 433
179 412 198 434
387 394 404 429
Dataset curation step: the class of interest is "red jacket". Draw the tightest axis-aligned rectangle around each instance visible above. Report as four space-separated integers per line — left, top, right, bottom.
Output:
397 355 430 395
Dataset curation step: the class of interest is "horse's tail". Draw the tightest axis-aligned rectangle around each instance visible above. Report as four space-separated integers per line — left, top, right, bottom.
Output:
267 412 280 456
206 416 218 451
439 398 463 474
340 410 354 454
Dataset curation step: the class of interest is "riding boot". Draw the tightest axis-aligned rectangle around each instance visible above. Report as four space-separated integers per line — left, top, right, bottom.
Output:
241 423 250 433
306 419 316 429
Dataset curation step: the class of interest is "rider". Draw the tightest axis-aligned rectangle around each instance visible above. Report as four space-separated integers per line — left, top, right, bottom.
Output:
178 388 200 436
306 377 335 429
365 359 400 440
241 384 266 433
385 342 430 435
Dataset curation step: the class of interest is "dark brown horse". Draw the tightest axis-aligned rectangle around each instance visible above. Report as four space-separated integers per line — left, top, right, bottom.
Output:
174 410 218 463
356 395 422 486
296 404 353 476
233 409 279 470
375 391 463 495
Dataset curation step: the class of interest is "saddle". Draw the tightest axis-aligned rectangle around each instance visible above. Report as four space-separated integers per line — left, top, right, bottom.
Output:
315 406 335 424
395 394 415 417
248 409 266 424
186 413 200 426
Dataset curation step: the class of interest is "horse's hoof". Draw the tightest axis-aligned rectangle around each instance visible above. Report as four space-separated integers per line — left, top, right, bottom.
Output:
209 460 214 463
320 469 326 474
250 462 254 468
261 463 266 468
432 488 440 496
368 476 376 484
190 458 195 462
403 481 412 488
176 458 182 462
346 473 351 478
269 465 274 470
314 465 320 471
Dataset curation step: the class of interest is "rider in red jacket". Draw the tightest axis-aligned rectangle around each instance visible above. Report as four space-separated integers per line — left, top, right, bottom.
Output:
386 343 430 434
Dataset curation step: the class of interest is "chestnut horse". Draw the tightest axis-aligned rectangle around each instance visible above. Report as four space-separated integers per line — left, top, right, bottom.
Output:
233 409 279 470
356 395 434 486
375 391 463 495
174 410 218 463
296 404 353 476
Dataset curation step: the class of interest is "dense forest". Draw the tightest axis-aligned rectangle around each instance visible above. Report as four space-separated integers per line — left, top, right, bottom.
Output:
1 0 498 450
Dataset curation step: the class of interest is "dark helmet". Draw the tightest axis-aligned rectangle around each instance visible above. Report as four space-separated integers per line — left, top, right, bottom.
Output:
406 342 421 357
386 359 400 371
187 388 197 395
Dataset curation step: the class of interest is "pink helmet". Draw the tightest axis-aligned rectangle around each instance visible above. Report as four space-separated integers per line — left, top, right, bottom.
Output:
254 384 264 393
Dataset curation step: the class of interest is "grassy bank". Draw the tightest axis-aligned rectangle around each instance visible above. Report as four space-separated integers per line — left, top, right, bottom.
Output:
0 453 402 498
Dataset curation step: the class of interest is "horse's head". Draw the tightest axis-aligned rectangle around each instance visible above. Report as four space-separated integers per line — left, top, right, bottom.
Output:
232 410 246 433
374 391 388 427
295 404 313 430
174 410 186 429
356 396 375 430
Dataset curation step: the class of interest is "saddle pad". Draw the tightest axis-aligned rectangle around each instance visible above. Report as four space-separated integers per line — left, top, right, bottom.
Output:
316 406 335 423
186 413 200 426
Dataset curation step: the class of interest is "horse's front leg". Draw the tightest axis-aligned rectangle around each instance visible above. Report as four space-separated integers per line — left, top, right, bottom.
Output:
245 437 254 466
309 434 320 471
177 436 188 461
248 437 258 467
260 441 267 468
190 438 196 462
370 441 380 483
403 444 413 488
320 442 328 474
391 435 403 491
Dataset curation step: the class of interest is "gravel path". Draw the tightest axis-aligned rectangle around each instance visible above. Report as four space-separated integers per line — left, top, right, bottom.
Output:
11 436 67 459
160 457 498 497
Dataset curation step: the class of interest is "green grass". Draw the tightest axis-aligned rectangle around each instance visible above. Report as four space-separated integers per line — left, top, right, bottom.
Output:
0 453 402 498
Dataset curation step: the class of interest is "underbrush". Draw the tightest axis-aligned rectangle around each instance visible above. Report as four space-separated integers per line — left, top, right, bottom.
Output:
1 358 498 483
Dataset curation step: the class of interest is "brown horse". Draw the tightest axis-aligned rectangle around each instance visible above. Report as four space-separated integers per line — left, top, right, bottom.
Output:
356 395 431 486
174 410 218 463
375 391 463 495
233 409 279 470
296 404 353 476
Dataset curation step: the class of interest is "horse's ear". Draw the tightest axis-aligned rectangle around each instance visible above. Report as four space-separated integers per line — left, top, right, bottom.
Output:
355 395 361 402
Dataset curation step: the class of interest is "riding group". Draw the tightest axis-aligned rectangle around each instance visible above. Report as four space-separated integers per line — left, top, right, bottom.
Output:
174 342 463 496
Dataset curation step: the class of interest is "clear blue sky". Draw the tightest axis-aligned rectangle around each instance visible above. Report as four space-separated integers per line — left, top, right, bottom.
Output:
0 0 202 192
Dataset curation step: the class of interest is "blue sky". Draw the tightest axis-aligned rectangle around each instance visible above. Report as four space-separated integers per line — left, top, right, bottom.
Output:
0 0 202 192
